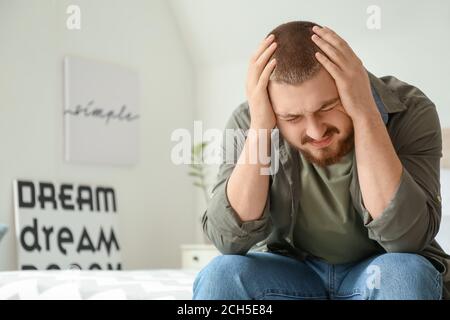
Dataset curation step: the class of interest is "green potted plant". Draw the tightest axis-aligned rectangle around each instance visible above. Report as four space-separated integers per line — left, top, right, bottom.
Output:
189 141 211 205
189 141 213 244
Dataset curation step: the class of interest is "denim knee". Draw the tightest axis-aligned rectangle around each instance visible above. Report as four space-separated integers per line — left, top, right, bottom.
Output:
366 253 442 300
193 254 252 300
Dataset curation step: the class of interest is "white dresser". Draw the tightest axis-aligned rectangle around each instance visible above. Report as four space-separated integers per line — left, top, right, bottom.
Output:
181 244 221 270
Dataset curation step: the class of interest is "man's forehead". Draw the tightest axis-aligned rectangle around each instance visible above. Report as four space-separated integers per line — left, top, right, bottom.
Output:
269 75 339 115
274 96 340 117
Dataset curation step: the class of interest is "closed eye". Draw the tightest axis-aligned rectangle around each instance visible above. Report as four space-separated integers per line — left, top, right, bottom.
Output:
286 117 301 123
320 103 339 112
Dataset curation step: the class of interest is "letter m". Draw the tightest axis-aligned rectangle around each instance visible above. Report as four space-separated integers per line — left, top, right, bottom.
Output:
97 228 120 256
96 187 117 212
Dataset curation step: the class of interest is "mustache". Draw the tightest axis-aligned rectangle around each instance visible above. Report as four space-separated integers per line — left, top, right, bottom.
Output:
302 126 340 144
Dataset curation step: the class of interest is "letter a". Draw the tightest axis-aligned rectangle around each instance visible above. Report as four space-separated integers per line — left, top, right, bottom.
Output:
66 5 81 30
366 5 381 30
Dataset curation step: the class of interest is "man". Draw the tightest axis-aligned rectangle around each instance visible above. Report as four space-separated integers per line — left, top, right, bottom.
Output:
193 21 450 300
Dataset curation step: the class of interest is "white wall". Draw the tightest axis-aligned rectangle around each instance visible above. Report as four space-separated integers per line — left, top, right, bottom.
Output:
169 0 450 250
171 0 450 124
2 0 449 270
0 0 197 270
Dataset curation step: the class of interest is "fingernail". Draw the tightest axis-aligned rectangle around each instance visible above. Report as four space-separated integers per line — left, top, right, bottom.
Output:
312 26 320 32
267 34 274 41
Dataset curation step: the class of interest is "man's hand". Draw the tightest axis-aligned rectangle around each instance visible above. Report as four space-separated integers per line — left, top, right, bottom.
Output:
311 26 379 123
246 34 278 130
312 25 403 220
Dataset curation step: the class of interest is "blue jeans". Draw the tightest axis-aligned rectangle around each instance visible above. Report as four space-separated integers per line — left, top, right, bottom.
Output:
193 252 443 300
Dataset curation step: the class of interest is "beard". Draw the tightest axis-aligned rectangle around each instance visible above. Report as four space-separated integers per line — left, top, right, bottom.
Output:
298 125 354 167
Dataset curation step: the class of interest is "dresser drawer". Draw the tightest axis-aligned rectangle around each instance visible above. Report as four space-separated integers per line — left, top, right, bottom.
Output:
181 244 221 269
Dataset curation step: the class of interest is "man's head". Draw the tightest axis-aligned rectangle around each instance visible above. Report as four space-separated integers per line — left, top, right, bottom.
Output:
267 21 354 167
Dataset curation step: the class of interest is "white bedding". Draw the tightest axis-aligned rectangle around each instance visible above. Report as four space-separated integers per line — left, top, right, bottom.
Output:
0 269 198 300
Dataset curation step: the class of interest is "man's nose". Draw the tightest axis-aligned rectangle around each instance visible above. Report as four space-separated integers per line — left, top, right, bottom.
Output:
305 117 327 141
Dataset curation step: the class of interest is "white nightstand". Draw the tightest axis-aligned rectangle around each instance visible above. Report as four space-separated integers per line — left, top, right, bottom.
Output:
181 244 221 269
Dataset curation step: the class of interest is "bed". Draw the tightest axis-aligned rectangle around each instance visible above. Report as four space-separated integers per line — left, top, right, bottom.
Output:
0 269 198 300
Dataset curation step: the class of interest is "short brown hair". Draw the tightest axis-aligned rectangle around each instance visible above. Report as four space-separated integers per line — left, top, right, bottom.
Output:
268 21 324 85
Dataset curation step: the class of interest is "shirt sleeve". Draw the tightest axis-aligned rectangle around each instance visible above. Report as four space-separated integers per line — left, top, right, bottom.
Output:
201 103 273 255
361 99 442 253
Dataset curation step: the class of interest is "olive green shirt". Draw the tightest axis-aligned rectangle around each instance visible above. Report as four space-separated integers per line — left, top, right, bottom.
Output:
294 149 383 264
201 71 450 299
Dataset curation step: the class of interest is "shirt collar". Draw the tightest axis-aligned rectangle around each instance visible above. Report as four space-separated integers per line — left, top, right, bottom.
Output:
371 83 389 125
368 70 407 114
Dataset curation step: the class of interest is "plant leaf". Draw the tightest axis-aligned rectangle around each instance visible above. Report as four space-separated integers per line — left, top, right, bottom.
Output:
192 141 209 156
188 171 203 177
189 167 203 174
193 182 206 188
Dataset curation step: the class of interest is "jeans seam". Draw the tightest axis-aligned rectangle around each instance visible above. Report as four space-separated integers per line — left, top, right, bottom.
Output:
333 291 364 299
327 265 330 294
435 272 443 300
256 289 328 300
329 265 335 297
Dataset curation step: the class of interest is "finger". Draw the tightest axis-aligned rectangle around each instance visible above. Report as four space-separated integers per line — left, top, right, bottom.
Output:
255 41 277 72
315 52 342 80
311 34 346 67
251 34 275 63
257 58 277 88
248 35 276 87
249 41 277 86
322 26 362 64
312 26 350 52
